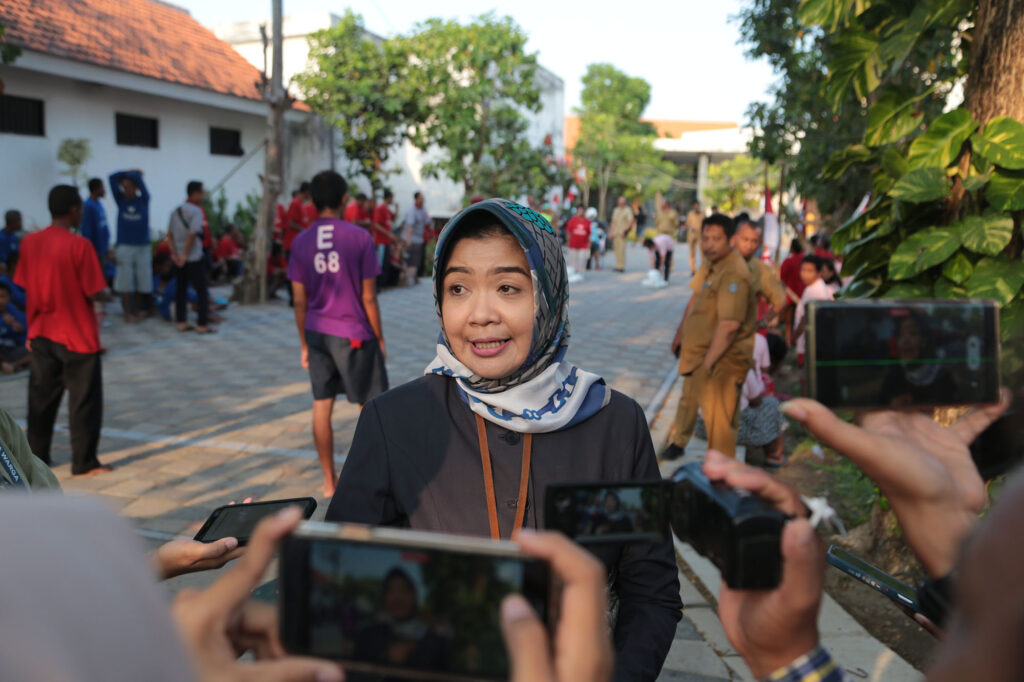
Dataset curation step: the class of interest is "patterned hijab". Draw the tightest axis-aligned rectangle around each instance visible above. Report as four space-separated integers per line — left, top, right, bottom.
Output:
425 198 609 433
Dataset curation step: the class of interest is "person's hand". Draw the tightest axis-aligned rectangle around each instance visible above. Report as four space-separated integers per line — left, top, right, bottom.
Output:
377 338 386 361
153 537 245 580
300 346 309 369
171 507 344 682
2 313 14 325
780 389 1011 577
703 450 824 679
503 529 613 682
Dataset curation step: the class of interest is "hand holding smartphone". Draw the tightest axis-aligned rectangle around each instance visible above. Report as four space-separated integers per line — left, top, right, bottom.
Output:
194 497 317 546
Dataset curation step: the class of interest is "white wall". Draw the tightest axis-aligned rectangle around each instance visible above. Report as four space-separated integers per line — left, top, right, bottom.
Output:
0 68 269 237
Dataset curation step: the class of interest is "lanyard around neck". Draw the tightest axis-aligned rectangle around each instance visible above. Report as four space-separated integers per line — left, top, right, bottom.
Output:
474 414 532 540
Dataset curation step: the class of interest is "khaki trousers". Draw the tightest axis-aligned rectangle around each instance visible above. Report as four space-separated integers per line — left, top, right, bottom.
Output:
671 363 744 457
687 228 700 273
614 235 627 270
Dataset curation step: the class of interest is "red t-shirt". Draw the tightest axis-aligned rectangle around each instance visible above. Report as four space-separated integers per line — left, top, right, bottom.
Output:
14 226 107 354
154 241 171 258
567 216 591 249
215 235 240 261
371 203 393 246
780 253 806 304
284 197 316 251
343 201 369 224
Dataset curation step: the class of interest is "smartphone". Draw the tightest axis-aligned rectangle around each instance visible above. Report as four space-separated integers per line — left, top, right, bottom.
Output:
806 299 1001 409
545 481 669 544
826 545 920 613
279 522 551 681
193 497 317 545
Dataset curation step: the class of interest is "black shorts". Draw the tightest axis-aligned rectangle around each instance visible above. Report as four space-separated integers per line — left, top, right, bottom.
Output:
305 330 389 403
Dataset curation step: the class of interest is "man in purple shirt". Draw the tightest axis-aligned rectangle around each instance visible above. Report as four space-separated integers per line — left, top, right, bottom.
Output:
288 170 388 497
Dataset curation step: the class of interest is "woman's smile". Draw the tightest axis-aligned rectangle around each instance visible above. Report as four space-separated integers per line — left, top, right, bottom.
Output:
469 337 511 356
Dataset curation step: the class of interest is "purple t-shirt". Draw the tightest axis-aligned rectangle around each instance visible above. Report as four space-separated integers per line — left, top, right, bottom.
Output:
287 217 380 340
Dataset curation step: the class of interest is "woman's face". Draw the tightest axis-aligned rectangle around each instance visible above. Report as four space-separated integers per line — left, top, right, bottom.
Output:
383 575 417 621
897 318 921 359
441 233 535 380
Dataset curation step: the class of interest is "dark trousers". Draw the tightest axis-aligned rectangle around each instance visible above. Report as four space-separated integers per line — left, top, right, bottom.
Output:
27 337 103 474
654 250 673 281
176 260 209 326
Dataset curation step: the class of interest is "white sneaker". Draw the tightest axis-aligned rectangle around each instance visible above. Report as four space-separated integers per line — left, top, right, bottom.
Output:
652 278 668 288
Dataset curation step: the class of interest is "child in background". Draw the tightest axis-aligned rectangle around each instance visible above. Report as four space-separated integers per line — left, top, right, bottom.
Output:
565 206 591 283
821 259 842 296
588 222 606 271
0 281 29 374
792 254 834 366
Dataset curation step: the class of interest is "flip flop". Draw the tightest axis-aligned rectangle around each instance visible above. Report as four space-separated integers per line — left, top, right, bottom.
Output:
195 327 218 334
178 323 195 332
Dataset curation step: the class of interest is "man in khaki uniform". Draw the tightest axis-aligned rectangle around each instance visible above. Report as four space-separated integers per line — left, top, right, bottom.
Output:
663 214 756 459
654 201 680 238
733 218 787 321
685 201 704 275
609 196 635 272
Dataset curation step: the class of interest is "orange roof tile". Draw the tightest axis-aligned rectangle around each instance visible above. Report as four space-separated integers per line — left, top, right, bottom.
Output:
1 0 264 102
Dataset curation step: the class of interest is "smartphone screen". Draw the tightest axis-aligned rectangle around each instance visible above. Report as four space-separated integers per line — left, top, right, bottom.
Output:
281 532 550 681
545 481 668 544
826 545 920 612
193 497 317 545
809 300 1000 409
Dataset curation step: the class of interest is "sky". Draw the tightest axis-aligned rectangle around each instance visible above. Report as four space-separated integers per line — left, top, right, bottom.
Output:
178 0 776 124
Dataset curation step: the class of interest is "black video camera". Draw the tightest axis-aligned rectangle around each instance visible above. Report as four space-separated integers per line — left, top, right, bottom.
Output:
669 462 787 590
546 462 788 590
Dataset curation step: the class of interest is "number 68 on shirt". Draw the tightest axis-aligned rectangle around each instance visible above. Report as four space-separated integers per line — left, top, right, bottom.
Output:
314 251 341 274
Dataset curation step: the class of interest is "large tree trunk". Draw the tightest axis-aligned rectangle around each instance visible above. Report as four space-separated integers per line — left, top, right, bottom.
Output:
965 0 1024 124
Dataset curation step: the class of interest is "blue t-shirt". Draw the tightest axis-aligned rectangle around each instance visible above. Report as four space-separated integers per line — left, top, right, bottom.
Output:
153 275 197 321
0 276 25 311
0 229 20 266
0 304 26 349
109 171 151 245
286 217 380 340
81 198 111 257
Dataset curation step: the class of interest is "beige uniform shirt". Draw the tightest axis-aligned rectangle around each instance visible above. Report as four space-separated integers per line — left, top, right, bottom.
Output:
686 209 704 231
610 206 635 237
655 209 680 237
678 249 756 375
748 258 787 310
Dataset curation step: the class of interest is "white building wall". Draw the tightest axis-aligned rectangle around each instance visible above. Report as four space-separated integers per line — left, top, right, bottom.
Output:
0 68 269 236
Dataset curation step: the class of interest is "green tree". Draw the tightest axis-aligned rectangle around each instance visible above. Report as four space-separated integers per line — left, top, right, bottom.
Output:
396 13 546 198
0 24 20 65
57 138 91 187
296 11 417 193
573 64 667 219
703 155 774 214
791 0 1024 379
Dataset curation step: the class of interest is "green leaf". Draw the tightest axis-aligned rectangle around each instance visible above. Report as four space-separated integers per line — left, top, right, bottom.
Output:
880 145 909 179
907 109 976 169
941 250 974 284
797 0 843 29
824 145 873 179
966 256 1024 305
888 225 961 280
959 213 1014 256
934 277 967 299
841 275 883 299
962 169 993 192
886 281 933 298
969 116 1024 170
864 92 924 146
844 237 895 278
1001 299 1024 345
986 168 1024 211
825 32 882 111
889 167 949 202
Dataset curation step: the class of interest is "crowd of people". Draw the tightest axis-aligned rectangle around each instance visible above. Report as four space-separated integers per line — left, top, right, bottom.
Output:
0 175 1019 682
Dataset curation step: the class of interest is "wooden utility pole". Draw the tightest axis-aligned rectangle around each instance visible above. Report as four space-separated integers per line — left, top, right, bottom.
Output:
239 0 286 304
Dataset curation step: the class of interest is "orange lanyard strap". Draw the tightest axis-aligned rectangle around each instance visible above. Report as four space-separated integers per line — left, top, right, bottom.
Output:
475 413 532 540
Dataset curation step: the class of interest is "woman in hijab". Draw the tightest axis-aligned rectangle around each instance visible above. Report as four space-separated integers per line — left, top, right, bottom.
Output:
326 199 681 681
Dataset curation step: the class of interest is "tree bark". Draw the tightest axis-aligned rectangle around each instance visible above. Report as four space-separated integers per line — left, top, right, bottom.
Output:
965 0 1024 124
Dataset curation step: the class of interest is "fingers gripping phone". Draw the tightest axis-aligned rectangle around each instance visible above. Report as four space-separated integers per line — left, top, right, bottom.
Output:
806 299 1001 409
193 497 317 546
280 523 551 681
826 545 920 613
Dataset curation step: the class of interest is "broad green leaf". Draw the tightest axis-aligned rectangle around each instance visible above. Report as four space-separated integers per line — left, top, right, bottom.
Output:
962 169 992 192
843 233 896 278
907 109 976 169
959 213 1014 256
864 92 924 146
880 145 909 179
941 250 974 284
889 167 949 202
824 145 873 179
986 168 1024 211
888 226 961 280
841 275 883 299
885 281 933 298
966 257 1024 306
879 2 934 78
934 277 967 299
1001 299 1024 345
970 117 1024 170
832 195 883 251
798 0 842 29
825 32 882 111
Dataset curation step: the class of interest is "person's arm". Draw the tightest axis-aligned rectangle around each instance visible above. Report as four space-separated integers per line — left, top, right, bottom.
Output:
609 401 683 680
670 295 697 355
0 408 60 491
704 274 751 371
361 277 385 360
291 281 309 369
77 241 111 303
108 172 127 207
131 171 149 202
703 319 741 371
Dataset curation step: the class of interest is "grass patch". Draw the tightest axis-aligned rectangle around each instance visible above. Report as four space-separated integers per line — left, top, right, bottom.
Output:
808 450 880 527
